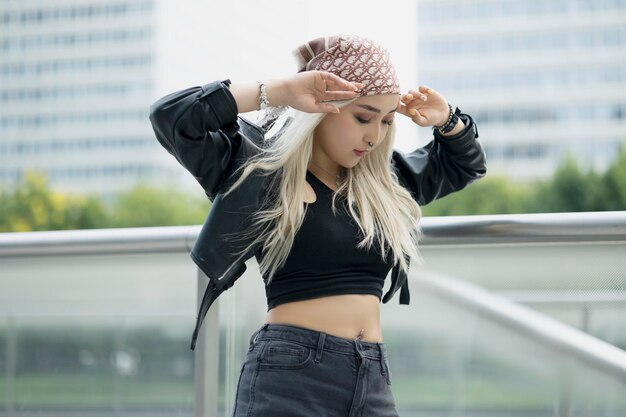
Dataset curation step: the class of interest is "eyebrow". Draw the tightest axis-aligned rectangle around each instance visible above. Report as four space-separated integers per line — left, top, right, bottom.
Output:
356 104 397 114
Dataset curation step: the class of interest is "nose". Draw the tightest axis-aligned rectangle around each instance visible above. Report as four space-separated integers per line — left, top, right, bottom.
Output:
364 123 382 148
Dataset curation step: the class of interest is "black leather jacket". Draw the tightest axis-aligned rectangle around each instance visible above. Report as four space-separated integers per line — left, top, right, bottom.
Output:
148 79 487 350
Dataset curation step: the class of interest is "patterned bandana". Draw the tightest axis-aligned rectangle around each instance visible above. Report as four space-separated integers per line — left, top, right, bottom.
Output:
292 34 401 97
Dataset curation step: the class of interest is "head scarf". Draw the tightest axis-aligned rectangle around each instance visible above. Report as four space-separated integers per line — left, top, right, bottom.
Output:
259 34 400 132
293 33 401 97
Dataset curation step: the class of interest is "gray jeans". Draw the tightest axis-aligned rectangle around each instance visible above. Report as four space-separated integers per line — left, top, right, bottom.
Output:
232 322 399 417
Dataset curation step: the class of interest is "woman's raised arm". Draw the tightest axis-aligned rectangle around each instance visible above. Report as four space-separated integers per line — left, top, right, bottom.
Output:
147 73 362 198
231 71 363 114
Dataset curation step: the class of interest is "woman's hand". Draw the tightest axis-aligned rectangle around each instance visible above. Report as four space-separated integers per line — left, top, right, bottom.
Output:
283 71 364 114
396 86 451 128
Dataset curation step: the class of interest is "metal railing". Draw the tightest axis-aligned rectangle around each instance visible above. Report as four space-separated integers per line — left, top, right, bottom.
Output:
420 210 626 244
1 210 625 417
2 211 625 258
413 270 626 383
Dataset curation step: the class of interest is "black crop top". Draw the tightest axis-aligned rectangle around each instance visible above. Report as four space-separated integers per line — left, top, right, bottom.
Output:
254 170 396 311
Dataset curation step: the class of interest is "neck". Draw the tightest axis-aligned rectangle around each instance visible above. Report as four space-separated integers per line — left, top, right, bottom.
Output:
308 161 342 180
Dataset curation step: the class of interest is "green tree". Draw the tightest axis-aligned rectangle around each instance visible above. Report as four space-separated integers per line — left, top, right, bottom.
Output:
594 143 626 211
525 151 601 213
104 182 211 228
1 144 624 232
0 171 211 232
421 174 533 216
0 170 108 232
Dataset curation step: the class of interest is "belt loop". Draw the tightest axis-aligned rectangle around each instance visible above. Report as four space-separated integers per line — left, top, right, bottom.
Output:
314 332 326 364
248 328 259 347
354 338 364 360
249 323 269 347
377 343 386 376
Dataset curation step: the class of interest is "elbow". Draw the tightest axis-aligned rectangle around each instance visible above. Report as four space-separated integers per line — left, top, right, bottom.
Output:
474 155 487 179
148 99 163 134
469 159 487 183
147 98 178 155
148 98 167 132
469 142 488 180
477 148 488 178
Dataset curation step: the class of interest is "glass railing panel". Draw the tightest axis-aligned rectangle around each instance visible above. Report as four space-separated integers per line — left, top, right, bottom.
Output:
0 250 198 416
0 317 195 415
377 271 626 417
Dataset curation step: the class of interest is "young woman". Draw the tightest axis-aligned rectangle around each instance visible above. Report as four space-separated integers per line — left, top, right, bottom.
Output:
150 34 486 416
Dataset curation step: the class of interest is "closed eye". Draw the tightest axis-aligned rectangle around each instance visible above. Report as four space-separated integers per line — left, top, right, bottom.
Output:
355 116 394 126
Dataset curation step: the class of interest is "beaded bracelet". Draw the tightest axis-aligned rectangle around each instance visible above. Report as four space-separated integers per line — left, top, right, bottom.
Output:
435 103 461 134
435 103 454 133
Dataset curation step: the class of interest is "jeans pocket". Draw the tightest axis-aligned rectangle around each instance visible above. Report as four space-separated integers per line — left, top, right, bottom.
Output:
258 339 313 370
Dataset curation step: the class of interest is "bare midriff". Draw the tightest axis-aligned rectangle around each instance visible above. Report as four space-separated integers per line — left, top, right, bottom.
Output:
265 293 383 343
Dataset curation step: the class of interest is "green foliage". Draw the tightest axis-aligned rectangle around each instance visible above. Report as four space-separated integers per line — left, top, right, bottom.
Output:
104 182 211 228
1 143 624 232
0 170 106 232
421 174 532 216
595 143 626 211
422 142 626 216
0 172 211 232
528 151 599 213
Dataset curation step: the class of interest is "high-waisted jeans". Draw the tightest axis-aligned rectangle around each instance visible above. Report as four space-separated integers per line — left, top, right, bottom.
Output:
231 322 399 417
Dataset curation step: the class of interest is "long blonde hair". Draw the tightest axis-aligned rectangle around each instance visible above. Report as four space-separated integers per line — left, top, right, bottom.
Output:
221 97 425 284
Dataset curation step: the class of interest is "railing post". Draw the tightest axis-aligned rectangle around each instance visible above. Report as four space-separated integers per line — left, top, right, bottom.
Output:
5 317 17 414
195 268 220 417
555 355 573 417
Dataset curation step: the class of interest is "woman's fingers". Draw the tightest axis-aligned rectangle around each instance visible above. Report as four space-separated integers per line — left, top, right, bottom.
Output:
400 97 425 114
419 85 434 95
402 90 428 106
400 86 438 116
316 103 340 113
321 71 363 91
323 90 360 101
397 103 417 119
397 102 429 126
397 85 446 126
411 110 428 125
401 104 428 124
396 102 409 117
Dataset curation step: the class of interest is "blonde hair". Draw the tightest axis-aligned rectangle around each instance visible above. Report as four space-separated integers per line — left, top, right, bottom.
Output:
221 97 425 285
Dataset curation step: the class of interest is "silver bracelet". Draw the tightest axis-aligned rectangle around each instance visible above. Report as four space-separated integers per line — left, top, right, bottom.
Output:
257 81 269 110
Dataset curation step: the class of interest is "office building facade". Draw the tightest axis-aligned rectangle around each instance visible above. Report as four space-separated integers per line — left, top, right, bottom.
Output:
418 0 626 181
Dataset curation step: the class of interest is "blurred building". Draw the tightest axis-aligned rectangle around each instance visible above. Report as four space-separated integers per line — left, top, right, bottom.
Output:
6 1 616 194
417 0 626 181
0 0 225 201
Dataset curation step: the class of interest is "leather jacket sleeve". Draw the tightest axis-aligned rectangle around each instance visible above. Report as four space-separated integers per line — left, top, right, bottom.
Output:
391 113 487 206
149 79 486 207
148 79 242 199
